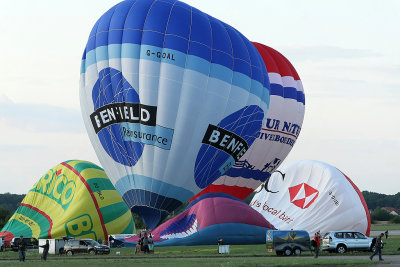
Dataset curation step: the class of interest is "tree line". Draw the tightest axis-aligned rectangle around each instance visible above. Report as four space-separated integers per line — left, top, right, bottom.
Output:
362 191 400 210
1 191 400 229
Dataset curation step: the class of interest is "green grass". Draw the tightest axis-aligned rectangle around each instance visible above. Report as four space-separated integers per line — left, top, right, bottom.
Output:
371 223 400 231
1 237 399 266
0 257 375 267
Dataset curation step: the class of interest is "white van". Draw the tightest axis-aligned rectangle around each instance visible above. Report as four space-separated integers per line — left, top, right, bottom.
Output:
38 239 67 255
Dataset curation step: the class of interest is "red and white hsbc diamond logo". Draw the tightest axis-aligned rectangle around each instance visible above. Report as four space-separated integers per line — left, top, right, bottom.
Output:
288 183 319 209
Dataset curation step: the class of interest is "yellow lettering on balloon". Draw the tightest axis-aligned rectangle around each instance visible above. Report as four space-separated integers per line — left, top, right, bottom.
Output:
46 171 58 195
37 173 52 193
53 176 66 199
11 213 40 238
67 215 92 236
61 182 75 206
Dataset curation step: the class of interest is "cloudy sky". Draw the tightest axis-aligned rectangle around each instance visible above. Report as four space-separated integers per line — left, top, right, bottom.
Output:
0 0 399 195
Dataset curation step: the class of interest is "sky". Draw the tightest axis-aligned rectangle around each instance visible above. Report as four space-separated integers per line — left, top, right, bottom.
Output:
0 0 399 195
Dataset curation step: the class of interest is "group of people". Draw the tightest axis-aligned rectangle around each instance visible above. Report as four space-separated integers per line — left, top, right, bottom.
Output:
13 229 392 262
136 232 154 254
16 235 49 262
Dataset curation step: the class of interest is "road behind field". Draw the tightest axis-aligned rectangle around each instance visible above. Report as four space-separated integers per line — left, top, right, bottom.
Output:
370 230 400 236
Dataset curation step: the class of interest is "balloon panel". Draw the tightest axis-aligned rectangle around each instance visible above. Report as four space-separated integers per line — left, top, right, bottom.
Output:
0 160 134 244
250 160 371 237
121 193 274 246
193 43 305 200
80 0 270 228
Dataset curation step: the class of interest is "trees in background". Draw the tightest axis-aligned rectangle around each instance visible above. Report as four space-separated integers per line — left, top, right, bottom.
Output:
362 191 400 210
0 205 11 229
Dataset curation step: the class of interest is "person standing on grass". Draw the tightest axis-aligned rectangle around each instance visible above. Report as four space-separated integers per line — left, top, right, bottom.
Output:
17 236 26 262
385 230 388 239
314 231 321 258
40 240 50 261
370 233 384 261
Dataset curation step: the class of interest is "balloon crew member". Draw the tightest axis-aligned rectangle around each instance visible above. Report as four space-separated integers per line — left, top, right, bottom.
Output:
314 231 321 258
143 233 150 253
40 240 50 261
370 233 384 261
148 233 154 253
17 236 27 262
135 233 143 254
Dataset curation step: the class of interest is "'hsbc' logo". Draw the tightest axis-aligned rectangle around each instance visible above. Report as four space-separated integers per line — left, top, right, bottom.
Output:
288 183 319 209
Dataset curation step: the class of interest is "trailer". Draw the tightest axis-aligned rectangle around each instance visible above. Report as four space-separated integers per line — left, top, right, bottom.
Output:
38 239 67 255
266 230 311 256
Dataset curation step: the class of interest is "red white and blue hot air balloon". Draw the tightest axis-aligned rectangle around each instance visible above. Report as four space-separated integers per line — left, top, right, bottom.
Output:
193 43 305 201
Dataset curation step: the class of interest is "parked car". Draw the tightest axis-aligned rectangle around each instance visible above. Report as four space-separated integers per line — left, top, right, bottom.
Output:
63 239 110 255
10 237 39 251
322 231 373 253
266 230 311 256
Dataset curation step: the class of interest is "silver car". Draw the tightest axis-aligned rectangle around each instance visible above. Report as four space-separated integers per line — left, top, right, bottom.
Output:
322 231 373 253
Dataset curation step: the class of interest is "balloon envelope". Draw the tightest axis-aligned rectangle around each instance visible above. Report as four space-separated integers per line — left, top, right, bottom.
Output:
122 193 274 246
0 160 135 244
193 43 305 200
80 0 270 228
250 160 371 237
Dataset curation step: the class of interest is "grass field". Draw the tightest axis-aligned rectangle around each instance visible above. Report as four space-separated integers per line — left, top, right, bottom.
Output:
0 257 376 266
1 226 398 266
2 236 400 266
371 223 400 231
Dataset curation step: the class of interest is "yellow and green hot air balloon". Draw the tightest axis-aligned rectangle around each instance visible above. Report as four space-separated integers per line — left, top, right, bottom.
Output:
0 160 134 245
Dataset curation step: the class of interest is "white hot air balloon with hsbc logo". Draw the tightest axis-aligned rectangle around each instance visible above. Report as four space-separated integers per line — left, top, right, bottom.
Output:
250 160 371 237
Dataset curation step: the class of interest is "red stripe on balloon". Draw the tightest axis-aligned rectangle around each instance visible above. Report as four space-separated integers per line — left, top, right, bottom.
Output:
190 184 254 202
339 170 371 237
61 162 109 245
20 203 53 239
261 128 298 139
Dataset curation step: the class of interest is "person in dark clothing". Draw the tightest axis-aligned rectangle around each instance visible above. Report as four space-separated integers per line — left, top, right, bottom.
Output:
370 233 384 261
143 233 149 253
148 233 154 253
314 231 321 258
385 230 389 239
40 240 50 261
17 236 26 262
136 234 143 254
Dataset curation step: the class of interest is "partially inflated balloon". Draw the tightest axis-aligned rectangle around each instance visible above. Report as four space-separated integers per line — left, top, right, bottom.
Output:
121 193 274 246
193 43 305 200
250 160 371 237
80 0 270 228
0 160 134 244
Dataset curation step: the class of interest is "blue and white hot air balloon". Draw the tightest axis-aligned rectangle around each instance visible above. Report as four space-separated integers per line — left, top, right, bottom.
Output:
80 0 270 229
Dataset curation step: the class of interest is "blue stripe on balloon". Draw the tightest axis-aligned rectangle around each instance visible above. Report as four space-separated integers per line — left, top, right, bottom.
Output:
81 44 269 105
270 83 305 104
284 87 297 100
114 174 194 203
83 0 269 91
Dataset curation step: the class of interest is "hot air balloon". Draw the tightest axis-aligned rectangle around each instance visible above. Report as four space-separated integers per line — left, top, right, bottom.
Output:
0 160 135 245
250 160 371 237
80 0 270 229
120 193 274 246
193 43 305 200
